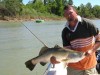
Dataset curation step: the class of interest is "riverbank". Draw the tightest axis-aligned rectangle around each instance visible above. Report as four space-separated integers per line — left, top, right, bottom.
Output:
0 16 99 22
0 14 66 22
0 18 66 22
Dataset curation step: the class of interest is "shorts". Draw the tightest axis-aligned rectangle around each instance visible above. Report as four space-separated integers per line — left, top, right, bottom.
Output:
67 67 98 75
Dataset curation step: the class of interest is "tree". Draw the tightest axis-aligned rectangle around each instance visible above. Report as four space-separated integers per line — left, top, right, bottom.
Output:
32 0 47 13
1 0 22 16
85 2 95 18
19 0 22 3
86 2 92 10
63 0 68 6
44 0 47 5
33 0 36 3
68 0 73 5
55 0 64 16
92 5 100 18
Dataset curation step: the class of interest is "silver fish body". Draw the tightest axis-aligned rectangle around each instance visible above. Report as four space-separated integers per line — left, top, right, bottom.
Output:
25 45 85 71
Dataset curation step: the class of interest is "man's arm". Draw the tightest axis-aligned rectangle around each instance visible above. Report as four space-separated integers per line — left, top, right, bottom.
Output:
85 42 100 56
86 32 100 56
93 42 100 52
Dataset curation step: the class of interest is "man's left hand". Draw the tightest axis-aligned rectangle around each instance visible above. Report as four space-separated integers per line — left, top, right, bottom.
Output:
85 49 95 56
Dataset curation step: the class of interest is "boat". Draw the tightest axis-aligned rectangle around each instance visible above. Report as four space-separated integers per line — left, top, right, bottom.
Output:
35 19 44 23
96 50 100 74
43 63 67 75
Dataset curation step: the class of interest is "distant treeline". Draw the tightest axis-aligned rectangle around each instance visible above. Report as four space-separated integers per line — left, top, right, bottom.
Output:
0 0 100 20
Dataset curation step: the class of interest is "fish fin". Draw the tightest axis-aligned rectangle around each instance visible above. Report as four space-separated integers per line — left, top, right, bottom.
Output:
25 60 36 71
40 62 47 66
39 46 48 55
54 45 61 48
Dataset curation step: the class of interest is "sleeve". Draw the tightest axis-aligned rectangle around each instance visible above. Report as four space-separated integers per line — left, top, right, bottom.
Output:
62 28 71 47
95 32 100 42
87 21 100 42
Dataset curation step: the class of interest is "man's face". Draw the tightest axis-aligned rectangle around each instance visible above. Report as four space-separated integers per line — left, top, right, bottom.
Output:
64 7 77 22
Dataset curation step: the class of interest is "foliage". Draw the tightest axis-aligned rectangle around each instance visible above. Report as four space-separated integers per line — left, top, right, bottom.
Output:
68 0 73 5
0 0 22 16
92 5 100 18
77 3 100 18
0 0 100 19
29 0 47 13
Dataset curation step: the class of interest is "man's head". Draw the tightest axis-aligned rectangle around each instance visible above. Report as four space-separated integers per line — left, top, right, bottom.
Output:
64 5 78 22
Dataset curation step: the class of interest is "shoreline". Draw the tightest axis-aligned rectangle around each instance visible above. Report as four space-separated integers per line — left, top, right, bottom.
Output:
0 16 66 22
0 17 99 22
0 18 66 22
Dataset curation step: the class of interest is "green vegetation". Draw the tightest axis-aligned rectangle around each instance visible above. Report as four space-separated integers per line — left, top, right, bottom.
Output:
0 0 100 20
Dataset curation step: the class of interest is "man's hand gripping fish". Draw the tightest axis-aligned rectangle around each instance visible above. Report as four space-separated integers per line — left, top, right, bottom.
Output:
25 45 85 71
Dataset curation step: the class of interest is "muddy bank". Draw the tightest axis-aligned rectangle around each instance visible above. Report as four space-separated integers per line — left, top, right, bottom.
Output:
0 16 66 22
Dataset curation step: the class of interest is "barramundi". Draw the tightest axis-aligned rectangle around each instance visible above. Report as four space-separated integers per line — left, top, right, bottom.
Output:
25 45 85 71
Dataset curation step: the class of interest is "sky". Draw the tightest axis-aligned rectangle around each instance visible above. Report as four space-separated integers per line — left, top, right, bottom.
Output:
22 0 100 7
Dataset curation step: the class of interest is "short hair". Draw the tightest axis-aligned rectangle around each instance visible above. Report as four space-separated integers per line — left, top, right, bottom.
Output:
64 5 77 13
64 5 72 10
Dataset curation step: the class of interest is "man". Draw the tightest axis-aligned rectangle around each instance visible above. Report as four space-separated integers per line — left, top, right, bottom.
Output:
50 5 100 75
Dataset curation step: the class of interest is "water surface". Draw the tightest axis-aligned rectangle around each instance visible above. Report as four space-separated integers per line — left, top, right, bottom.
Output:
0 20 100 75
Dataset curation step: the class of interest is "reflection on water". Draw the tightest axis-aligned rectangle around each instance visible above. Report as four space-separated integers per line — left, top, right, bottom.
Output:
0 20 100 75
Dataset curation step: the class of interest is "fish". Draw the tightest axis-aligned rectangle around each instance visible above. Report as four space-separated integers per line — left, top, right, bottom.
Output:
25 45 85 71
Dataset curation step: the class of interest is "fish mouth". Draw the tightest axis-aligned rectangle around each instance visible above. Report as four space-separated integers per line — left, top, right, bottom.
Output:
25 60 36 71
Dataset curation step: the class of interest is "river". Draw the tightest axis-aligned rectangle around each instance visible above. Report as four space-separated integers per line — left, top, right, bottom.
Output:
0 20 100 75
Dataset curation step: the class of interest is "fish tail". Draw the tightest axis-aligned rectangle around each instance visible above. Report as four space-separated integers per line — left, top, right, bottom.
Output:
25 59 36 71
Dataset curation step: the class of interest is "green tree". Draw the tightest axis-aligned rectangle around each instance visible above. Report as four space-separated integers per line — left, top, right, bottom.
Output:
44 0 47 5
63 0 68 6
85 2 94 18
19 0 22 2
78 4 90 18
77 3 97 18
33 0 36 3
92 5 100 18
46 1 57 14
86 2 92 10
2 0 22 16
78 4 85 17
32 0 47 13
55 0 64 16
68 0 73 5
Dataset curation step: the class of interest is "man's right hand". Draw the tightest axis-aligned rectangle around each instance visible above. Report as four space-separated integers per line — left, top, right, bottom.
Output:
50 56 60 64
